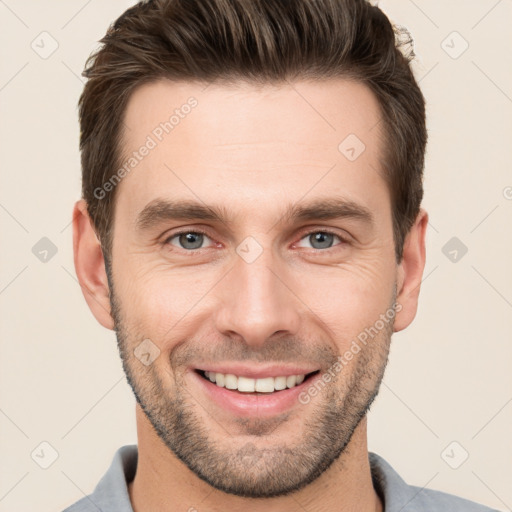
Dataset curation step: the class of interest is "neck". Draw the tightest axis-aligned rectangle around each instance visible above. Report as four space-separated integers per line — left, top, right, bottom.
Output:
128 405 382 512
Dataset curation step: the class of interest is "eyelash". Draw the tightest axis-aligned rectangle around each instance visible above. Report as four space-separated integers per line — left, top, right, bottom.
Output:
162 228 349 252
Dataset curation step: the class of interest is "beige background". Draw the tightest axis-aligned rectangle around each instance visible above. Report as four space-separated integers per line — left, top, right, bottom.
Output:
0 1 511 511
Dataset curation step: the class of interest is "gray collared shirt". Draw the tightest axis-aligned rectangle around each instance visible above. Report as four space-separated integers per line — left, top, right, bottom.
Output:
62 444 499 511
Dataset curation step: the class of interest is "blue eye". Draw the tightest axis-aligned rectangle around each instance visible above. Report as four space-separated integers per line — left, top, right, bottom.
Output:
296 231 344 250
165 230 213 250
164 229 346 252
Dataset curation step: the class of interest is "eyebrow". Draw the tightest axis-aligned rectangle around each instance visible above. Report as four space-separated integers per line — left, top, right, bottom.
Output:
135 196 374 232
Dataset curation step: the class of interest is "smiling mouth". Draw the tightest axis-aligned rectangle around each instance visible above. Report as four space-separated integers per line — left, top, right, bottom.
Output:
194 369 320 394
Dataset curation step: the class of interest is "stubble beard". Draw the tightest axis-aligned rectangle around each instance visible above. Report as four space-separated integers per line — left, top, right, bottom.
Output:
107 270 394 498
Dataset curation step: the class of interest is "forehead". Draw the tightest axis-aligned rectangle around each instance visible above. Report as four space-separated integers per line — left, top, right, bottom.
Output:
115 78 388 229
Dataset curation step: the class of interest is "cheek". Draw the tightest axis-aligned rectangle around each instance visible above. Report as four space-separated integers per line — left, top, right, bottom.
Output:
116 264 218 343
292 257 395 343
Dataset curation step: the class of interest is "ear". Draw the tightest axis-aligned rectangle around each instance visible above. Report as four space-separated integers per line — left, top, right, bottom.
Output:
72 199 114 330
393 208 428 332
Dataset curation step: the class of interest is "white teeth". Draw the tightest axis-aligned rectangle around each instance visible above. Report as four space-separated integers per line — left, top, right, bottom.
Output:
215 373 225 387
202 371 309 393
237 376 255 392
274 376 287 390
286 375 296 388
255 377 275 393
224 373 238 390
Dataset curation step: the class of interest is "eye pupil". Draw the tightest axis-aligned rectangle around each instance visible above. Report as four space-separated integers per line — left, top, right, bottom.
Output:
179 232 204 250
310 232 334 249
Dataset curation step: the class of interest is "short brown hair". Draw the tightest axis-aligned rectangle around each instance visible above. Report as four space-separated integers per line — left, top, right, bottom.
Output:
78 0 426 264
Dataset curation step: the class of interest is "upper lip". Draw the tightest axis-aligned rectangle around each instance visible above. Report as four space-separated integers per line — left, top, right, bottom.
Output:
193 364 320 379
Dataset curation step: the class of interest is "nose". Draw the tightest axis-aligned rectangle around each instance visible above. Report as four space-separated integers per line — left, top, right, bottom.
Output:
213 244 301 348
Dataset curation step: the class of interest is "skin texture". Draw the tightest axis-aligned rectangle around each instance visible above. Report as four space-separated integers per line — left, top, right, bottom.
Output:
73 78 428 512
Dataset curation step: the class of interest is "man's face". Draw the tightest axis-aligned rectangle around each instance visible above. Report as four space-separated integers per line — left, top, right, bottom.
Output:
107 78 399 497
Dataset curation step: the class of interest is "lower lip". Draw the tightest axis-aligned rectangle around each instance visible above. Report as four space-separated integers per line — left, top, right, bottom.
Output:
189 370 319 418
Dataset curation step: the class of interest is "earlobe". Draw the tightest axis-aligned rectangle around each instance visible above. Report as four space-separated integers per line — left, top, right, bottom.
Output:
393 208 429 333
72 199 115 330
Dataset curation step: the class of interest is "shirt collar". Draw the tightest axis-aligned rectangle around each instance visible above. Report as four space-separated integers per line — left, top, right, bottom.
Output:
86 445 420 512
